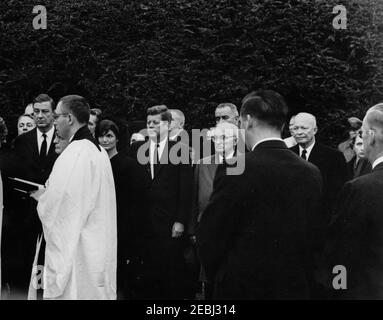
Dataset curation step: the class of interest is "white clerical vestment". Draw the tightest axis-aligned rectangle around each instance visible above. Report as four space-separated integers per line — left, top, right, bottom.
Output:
36 139 117 300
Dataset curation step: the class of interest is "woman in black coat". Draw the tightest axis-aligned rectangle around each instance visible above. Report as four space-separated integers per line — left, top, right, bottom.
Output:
97 119 149 300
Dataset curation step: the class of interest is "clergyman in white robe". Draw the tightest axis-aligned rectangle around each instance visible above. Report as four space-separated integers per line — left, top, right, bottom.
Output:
34 139 117 300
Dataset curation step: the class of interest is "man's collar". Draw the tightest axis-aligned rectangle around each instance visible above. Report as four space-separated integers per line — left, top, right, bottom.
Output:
252 137 283 151
150 136 168 146
299 140 315 153
70 125 100 150
372 156 383 170
37 125 54 137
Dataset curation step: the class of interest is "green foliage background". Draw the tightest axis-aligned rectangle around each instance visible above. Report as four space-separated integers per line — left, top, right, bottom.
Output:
0 0 382 145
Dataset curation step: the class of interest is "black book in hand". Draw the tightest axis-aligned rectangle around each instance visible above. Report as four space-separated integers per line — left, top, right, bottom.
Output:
8 177 44 194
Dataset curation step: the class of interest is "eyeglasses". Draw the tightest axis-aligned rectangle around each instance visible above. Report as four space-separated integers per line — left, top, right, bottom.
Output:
53 113 70 120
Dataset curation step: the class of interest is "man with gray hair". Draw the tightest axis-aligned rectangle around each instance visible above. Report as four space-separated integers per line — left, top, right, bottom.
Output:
198 90 323 299
169 109 185 141
290 112 347 221
215 103 239 126
324 103 383 299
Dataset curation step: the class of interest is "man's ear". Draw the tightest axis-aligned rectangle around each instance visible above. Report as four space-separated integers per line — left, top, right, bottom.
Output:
313 126 318 135
369 129 376 145
246 114 255 129
68 114 74 125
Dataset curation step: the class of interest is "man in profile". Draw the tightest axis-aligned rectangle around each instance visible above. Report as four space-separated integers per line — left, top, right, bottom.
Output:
197 90 323 299
34 95 117 299
324 103 383 299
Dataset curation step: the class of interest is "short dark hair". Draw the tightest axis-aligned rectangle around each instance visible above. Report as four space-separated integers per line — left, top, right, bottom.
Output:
33 93 55 110
59 95 90 124
90 108 102 117
240 89 288 130
147 104 172 123
96 119 120 139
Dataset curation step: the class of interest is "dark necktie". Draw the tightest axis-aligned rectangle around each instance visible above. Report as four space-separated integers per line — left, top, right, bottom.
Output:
301 149 307 160
354 158 363 178
153 143 160 178
40 133 47 161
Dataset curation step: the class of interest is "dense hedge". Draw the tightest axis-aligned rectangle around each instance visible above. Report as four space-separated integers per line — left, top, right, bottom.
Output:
0 0 382 145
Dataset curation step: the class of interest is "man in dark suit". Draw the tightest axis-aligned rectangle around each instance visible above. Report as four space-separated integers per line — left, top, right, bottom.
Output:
128 105 193 299
14 94 57 184
346 132 371 180
3 93 57 298
197 90 323 299
188 122 239 299
290 112 348 222
322 103 383 299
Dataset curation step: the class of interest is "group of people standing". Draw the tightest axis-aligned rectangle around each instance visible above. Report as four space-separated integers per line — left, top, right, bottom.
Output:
0 88 382 300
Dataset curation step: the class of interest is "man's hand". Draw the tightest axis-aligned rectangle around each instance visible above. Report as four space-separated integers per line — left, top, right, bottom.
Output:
29 188 46 201
172 222 184 238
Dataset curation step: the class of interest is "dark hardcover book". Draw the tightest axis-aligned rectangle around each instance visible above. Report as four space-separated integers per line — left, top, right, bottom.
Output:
8 177 44 194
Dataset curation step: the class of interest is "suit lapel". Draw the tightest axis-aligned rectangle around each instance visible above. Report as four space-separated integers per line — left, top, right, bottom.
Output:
373 162 383 172
307 143 320 164
154 139 170 179
141 141 151 180
31 128 40 160
47 128 56 157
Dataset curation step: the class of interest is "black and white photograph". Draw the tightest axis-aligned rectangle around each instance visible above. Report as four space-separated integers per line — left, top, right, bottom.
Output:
0 0 383 307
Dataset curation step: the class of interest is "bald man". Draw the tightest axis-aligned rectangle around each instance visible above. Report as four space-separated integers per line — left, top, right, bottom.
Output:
290 112 347 231
323 103 383 299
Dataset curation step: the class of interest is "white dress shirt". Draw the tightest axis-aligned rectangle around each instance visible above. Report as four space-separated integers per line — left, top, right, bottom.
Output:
299 140 316 160
150 138 167 179
37 126 55 155
217 150 235 164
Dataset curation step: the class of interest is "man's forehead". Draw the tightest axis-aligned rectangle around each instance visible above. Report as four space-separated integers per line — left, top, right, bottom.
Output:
19 116 32 122
147 114 162 121
294 117 315 127
215 106 233 116
34 101 52 110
